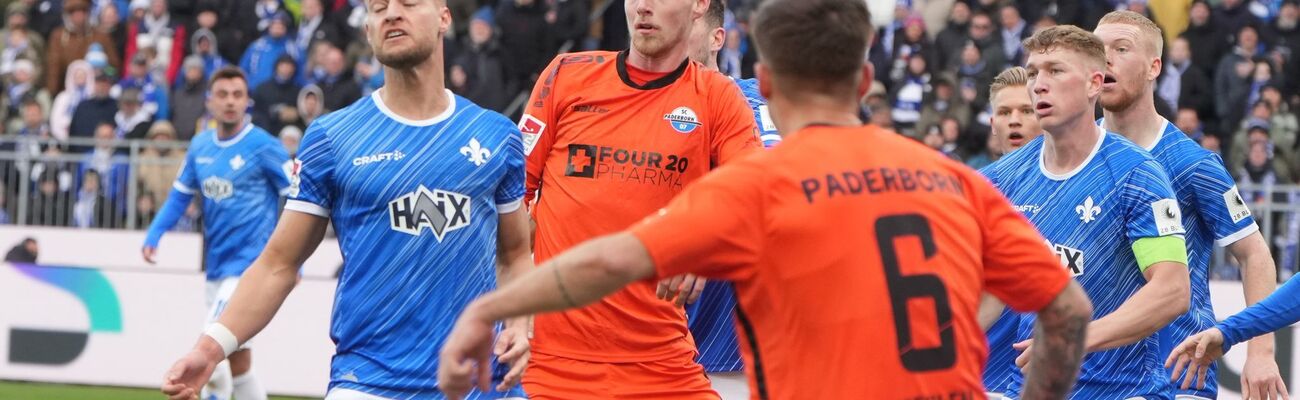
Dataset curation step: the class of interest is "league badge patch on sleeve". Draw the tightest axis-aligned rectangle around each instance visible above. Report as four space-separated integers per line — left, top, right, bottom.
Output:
287 158 302 198
1152 198 1184 235
519 114 546 156
1223 186 1251 223
758 105 777 132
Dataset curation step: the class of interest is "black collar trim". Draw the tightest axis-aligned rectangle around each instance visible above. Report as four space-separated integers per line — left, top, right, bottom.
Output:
616 50 689 90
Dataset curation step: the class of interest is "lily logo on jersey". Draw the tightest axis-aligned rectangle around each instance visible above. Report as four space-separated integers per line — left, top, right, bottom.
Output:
202 177 234 202
460 138 491 166
388 185 472 242
663 107 701 134
229 154 245 171
1075 196 1101 223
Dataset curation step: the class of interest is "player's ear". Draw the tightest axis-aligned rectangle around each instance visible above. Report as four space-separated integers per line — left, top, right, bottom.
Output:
439 3 451 35
1087 68 1104 99
1148 55 1162 82
693 0 707 20
710 27 725 54
756 63 772 99
856 63 873 99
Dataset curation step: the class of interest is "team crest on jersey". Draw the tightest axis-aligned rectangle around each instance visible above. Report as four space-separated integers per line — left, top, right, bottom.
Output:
460 138 491 166
202 177 234 202
1224 186 1251 223
388 185 472 241
1075 196 1101 223
663 107 701 134
229 154 245 170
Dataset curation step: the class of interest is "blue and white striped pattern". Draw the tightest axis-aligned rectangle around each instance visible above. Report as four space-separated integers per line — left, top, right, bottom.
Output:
174 124 290 280
732 78 781 148
1140 119 1258 398
286 90 526 399
983 130 1182 400
981 308 1019 394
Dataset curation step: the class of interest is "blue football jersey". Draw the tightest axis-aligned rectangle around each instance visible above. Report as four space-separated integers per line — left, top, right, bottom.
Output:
976 163 1020 395
983 129 1185 399
285 90 527 398
683 76 779 374
173 124 290 280
1113 119 1258 398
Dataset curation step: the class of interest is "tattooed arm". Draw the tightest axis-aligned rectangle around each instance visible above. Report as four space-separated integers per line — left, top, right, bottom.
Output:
1020 282 1092 400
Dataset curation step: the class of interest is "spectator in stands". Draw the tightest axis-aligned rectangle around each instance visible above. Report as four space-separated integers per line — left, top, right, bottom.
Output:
934 0 971 72
1218 25 1263 133
296 0 342 53
241 11 298 90
955 41 994 113
1160 37 1214 126
4 59 51 128
354 54 384 96
171 56 207 141
918 78 971 142
1204 133 1224 155
4 238 38 262
1240 124 1294 185
182 28 229 87
81 121 129 211
998 4 1030 67
1270 1 1300 99
252 0 287 35
452 7 508 112
496 0 550 95
114 55 168 119
28 168 70 226
1182 1 1229 77
252 55 301 136
1263 85 1299 154
124 0 184 86
72 168 120 228
279 125 301 158
46 0 120 94
887 16 932 87
68 71 118 152
97 3 125 58
15 98 52 145
1177 107 1208 143
1 3 46 82
114 88 152 139
50 60 93 142
136 120 182 201
297 83 323 125
135 189 155 227
922 124 950 155
317 46 359 112
1216 0 1261 41
549 0 590 57
890 53 929 137
966 12 1006 73
189 2 243 69
870 103 894 131
28 0 64 40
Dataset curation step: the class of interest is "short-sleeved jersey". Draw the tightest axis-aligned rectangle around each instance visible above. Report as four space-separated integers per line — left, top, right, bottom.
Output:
285 90 526 398
1106 118 1258 398
631 124 1071 399
173 124 290 280
523 50 761 363
982 129 1186 399
684 75 780 373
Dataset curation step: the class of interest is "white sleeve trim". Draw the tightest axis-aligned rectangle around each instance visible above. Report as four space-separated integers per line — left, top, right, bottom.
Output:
278 186 293 196
497 198 523 214
1216 224 1259 248
285 200 330 218
173 181 196 195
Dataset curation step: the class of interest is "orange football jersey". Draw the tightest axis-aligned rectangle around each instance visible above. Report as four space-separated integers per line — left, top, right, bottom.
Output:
631 124 1072 399
523 50 761 362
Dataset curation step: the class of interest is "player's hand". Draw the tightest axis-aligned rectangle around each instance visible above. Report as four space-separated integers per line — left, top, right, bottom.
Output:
160 339 223 400
1013 339 1034 369
439 308 495 400
493 324 530 392
656 274 706 307
142 246 157 264
1242 352 1289 400
1165 328 1226 390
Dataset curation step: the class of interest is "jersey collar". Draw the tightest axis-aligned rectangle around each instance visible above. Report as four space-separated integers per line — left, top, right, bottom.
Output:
1038 124 1106 181
213 120 254 148
371 88 457 127
616 50 689 90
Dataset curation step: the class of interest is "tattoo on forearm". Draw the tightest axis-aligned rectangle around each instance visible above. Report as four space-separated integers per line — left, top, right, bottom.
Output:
553 262 578 308
1021 296 1088 400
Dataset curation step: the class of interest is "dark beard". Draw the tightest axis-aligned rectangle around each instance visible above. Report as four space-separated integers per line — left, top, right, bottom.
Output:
376 43 435 70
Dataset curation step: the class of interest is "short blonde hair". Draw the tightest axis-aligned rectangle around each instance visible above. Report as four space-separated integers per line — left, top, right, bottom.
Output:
1022 25 1106 71
1097 10 1164 56
990 67 1030 97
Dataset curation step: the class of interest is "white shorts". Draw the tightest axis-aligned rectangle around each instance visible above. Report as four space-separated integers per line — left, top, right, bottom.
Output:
324 388 526 400
708 371 749 400
204 277 250 350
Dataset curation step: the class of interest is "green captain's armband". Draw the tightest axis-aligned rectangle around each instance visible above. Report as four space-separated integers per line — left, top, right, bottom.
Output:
1132 235 1188 273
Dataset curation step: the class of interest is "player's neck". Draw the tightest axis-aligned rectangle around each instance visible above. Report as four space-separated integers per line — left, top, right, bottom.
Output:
1042 112 1102 174
628 45 689 72
380 58 450 120
216 120 244 140
1102 96 1163 149
768 94 860 134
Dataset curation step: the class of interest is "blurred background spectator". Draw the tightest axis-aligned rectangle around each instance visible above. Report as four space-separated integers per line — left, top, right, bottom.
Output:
4 237 37 262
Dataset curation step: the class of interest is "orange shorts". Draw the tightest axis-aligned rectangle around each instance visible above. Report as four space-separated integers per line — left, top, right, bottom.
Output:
522 352 719 400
